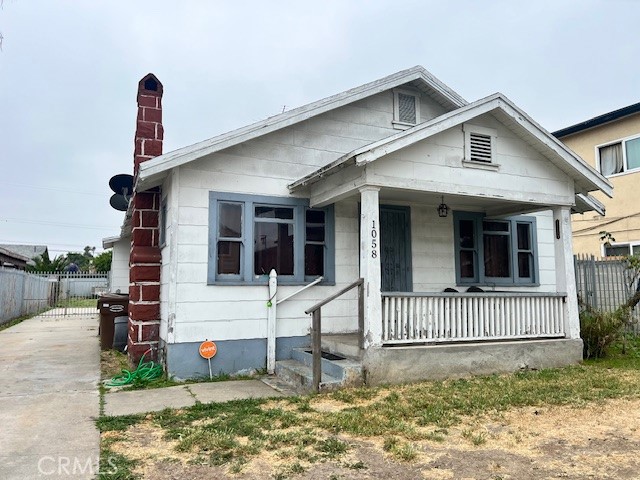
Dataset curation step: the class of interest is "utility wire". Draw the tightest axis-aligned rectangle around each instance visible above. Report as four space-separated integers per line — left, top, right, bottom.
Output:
0 180 106 197
0 218 118 230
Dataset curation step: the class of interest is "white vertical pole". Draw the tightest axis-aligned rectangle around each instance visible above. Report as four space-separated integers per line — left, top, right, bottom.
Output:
267 269 277 374
553 206 580 339
359 186 383 348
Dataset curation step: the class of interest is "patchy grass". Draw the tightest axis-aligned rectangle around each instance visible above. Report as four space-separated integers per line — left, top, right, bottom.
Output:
55 297 98 308
98 337 640 478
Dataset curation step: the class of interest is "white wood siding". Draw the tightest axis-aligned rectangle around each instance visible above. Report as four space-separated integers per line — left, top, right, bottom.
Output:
164 95 563 343
366 113 574 205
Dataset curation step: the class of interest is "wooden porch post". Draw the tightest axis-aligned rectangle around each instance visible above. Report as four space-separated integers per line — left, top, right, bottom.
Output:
359 186 383 348
553 206 580 339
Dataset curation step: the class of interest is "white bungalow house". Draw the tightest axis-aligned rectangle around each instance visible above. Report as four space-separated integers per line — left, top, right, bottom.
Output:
107 67 611 388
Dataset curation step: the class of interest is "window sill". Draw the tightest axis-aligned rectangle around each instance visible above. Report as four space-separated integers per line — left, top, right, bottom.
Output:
392 121 416 130
602 169 640 179
462 160 500 171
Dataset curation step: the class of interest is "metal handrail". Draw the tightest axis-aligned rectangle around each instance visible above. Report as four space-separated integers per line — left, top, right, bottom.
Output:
305 278 364 392
277 276 323 305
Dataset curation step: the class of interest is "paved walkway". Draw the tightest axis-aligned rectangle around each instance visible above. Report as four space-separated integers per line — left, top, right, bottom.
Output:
0 314 100 479
104 379 287 416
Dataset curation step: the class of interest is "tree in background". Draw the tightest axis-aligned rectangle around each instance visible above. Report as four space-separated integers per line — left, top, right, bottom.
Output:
93 250 112 272
27 251 68 272
66 246 95 271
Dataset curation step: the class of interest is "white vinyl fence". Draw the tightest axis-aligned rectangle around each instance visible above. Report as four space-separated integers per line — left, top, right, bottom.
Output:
0 268 51 325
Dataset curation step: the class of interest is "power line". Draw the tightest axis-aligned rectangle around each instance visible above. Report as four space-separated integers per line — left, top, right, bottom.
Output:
0 180 106 197
0 218 118 230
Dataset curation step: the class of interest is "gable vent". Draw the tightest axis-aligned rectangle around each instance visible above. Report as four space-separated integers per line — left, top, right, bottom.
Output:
398 93 417 124
469 132 492 163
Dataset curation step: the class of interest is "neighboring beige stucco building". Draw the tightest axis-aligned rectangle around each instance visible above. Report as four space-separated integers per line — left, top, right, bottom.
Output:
554 103 640 257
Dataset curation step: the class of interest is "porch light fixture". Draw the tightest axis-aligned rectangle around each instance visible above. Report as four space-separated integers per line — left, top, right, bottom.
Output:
437 196 449 218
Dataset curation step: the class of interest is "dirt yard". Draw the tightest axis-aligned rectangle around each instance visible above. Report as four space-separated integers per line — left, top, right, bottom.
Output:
105 396 640 479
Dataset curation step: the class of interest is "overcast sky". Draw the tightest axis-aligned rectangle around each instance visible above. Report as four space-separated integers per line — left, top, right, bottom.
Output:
1 0 638 256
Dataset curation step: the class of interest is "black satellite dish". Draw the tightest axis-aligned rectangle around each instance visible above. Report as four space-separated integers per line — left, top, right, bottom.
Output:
110 194 129 211
109 174 134 196
108 174 134 211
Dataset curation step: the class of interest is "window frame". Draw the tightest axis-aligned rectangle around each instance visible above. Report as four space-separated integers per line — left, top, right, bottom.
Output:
392 88 421 130
602 241 640 257
596 133 640 178
208 192 334 285
453 211 539 286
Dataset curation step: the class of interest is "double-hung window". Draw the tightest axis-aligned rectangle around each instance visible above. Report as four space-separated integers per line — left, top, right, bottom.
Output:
454 212 538 286
208 192 334 284
598 134 640 176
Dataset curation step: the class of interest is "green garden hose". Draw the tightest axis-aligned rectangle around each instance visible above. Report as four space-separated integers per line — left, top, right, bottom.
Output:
106 350 163 387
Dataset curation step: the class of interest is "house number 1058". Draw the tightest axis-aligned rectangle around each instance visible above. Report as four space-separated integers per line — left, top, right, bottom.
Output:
371 220 378 258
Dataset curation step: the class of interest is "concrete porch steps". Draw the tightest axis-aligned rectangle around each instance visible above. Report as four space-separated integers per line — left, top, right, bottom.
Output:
321 334 363 359
274 343 364 394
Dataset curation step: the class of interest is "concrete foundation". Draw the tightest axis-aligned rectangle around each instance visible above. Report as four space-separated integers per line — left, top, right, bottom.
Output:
363 338 583 386
165 335 309 379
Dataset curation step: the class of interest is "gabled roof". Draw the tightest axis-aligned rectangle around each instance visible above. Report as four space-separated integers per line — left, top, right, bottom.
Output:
289 93 613 199
553 101 640 138
137 66 468 188
0 244 48 260
0 246 31 263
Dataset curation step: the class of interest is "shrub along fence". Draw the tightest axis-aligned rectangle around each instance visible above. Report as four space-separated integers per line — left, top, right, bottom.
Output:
0 268 50 325
575 254 640 332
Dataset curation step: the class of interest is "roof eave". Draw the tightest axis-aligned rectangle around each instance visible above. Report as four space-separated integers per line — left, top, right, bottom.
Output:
140 66 467 180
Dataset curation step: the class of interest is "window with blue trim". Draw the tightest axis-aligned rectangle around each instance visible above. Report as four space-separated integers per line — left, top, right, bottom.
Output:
454 212 538 286
208 192 334 284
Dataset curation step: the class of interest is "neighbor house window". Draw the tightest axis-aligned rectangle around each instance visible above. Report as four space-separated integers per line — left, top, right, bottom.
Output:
603 242 640 257
393 89 420 129
208 192 334 284
454 212 538 285
598 134 640 176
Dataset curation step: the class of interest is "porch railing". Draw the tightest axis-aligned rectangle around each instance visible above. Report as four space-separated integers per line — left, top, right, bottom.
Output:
381 292 566 345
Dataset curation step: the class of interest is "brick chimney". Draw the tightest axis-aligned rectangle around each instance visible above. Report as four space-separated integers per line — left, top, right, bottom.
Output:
128 74 163 364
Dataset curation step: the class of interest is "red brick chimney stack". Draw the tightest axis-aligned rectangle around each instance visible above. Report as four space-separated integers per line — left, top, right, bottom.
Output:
128 74 163 364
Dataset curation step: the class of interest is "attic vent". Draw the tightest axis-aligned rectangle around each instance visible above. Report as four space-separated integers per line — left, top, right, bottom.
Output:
469 132 492 163
398 93 417 124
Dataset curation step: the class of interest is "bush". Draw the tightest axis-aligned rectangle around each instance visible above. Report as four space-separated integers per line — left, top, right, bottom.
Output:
580 305 629 359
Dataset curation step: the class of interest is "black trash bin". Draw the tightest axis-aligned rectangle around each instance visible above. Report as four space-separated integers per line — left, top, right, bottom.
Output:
97 293 129 350
113 316 129 352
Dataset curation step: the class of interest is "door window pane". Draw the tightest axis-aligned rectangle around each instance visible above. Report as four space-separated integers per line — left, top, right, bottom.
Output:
484 235 510 277
254 222 294 275
483 221 509 232
217 241 241 274
219 203 242 238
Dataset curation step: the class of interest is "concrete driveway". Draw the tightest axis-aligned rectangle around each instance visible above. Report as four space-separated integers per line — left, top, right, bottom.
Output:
0 313 100 479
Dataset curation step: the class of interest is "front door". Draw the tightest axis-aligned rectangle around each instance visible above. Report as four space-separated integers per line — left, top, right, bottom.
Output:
380 206 412 292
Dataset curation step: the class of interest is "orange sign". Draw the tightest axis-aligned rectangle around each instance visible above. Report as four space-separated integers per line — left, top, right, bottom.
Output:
199 340 217 359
